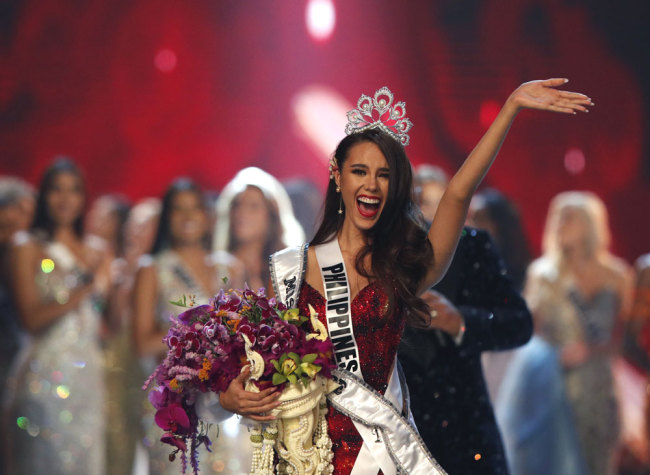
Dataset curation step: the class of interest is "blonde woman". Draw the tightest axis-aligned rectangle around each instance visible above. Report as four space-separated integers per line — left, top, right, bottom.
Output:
499 191 633 475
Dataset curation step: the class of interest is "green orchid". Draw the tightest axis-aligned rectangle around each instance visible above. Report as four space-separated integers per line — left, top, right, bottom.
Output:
281 308 308 325
271 352 321 388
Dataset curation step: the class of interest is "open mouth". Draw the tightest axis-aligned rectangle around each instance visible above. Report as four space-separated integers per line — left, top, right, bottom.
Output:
356 195 381 218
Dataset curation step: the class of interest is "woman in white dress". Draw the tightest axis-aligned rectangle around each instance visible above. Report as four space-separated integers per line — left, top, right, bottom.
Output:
213 167 305 291
3 159 110 475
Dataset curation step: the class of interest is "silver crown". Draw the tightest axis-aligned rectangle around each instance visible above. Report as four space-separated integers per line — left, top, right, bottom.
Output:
345 86 413 146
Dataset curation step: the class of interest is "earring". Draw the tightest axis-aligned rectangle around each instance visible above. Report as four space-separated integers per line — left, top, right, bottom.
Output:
336 185 343 214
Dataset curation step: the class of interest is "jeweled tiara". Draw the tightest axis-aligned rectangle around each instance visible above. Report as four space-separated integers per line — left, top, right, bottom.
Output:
345 86 413 146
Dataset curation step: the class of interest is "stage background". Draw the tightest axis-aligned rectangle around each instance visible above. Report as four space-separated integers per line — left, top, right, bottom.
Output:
1 0 648 261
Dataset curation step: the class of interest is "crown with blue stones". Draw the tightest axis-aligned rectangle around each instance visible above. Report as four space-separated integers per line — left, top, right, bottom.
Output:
345 86 413 146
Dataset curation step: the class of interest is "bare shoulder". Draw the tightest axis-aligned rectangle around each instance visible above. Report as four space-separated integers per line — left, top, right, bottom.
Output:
603 255 631 281
10 231 41 262
134 255 157 281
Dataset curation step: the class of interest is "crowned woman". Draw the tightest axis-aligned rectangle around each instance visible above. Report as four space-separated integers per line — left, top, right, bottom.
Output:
218 80 593 474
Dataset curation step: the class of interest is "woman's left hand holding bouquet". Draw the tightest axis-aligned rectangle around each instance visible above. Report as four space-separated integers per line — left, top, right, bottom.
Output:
219 366 282 421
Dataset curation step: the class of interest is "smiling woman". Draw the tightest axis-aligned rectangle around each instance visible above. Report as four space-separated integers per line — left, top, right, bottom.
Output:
217 81 594 475
338 143 389 222
132 178 245 475
3 159 110 475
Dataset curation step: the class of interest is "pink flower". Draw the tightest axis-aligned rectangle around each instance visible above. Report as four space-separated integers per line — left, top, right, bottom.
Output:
148 386 169 410
155 404 191 434
178 304 213 324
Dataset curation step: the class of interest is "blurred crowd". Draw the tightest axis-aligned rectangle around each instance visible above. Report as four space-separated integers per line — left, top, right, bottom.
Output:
0 158 649 475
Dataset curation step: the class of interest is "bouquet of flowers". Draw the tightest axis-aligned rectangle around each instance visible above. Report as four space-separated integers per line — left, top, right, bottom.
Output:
144 286 338 474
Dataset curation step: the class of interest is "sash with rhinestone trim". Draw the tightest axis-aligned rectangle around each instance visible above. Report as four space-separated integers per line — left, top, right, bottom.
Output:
269 241 445 475
313 238 445 475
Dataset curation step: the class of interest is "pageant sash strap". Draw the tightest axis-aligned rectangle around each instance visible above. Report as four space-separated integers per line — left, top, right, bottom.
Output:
328 368 447 475
313 239 362 376
314 239 409 475
351 363 402 475
269 243 309 308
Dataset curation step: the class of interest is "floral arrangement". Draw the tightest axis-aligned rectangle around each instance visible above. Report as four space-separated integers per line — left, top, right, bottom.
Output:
144 286 337 474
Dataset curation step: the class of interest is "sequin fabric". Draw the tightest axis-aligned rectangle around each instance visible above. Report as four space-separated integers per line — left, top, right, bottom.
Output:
298 281 404 475
3 240 106 475
399 228 532 474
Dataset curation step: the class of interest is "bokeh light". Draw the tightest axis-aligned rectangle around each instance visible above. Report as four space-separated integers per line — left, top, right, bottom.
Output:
51 370 64 383
154 48 177 73
56 385 70 399
16 416 29 430
479 100 501 128
41 258 55 274
292 85 350 163
59 410 73 424
564 147 586 175
305 0 336 41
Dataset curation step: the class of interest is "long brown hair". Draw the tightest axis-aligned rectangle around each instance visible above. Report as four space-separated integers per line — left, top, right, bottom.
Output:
311 129 434 327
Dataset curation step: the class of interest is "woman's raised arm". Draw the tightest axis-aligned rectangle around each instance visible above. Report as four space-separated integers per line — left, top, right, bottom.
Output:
419 78 593 293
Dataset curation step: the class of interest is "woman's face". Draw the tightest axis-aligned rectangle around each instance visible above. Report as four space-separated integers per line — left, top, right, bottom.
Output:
556 205 590 251
335 141 390 233
230 186 271 245
46 172 84 228
86 198 119 244
168 191 208 247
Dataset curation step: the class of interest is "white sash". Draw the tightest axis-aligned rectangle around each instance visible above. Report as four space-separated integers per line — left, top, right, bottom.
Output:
269 242 446 475
328 369 446 475
269 243 309 309
314 239 445 475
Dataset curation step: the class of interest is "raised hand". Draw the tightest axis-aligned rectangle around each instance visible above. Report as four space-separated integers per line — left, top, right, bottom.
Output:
508 78 594 115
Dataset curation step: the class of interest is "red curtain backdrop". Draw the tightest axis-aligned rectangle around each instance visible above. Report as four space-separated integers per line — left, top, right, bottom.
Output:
0 0 647 260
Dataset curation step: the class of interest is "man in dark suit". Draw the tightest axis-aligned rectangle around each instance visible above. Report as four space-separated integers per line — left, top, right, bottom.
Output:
400 217 532 472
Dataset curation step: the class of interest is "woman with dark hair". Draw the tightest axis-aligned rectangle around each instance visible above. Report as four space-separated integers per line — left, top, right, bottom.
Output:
133 177 243 474
215 81 593 474
469 188 532 291
213 166 305 290
3 158 110 474
469 188 533 405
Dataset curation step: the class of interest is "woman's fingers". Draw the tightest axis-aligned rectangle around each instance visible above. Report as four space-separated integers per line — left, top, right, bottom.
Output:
235 366 251 382
555 99 589 113
246 398 282 415
540 77 568 87
559 90 591 101
548 104 579 114
239 389 280 406
249 413 278 422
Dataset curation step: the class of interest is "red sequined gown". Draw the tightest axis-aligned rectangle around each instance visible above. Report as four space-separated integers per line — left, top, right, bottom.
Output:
297 281 405 475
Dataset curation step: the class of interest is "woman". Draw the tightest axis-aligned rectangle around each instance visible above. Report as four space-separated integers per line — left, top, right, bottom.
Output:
219 80 593 474
213 166 305 290
133 178 244 474
469 188 531 291
468 187 533 403
498 191 632 475
3 159 110 475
